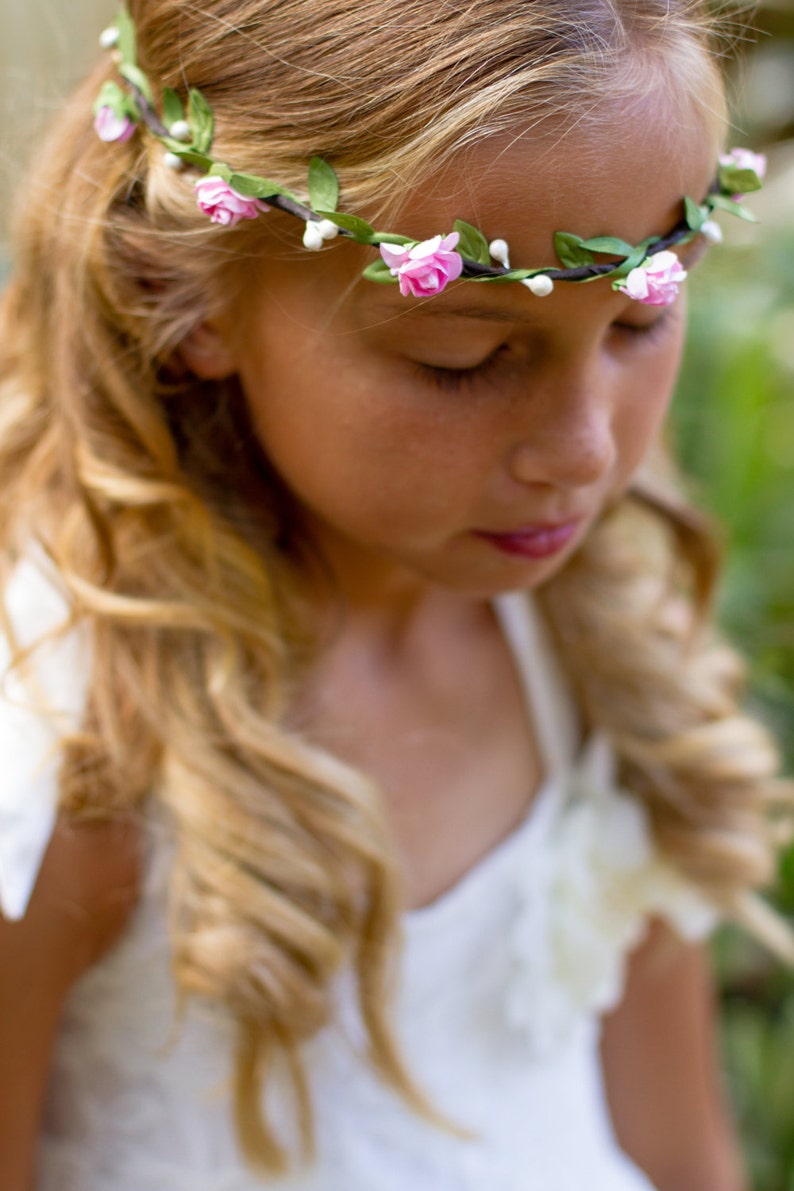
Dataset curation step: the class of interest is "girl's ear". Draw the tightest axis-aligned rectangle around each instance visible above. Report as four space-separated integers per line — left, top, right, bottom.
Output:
178 320 237 379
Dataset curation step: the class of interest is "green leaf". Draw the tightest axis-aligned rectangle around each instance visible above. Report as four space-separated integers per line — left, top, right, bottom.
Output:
162 87 185 129
371 232 413 247
94 80 126 117
609 235 658 280
709 193 759 224
579 235 633 257
307 157 340 213
228 173 273 198
453 219 490 265
608 261 636 282
553 232 594 269
607 260 634 282
227 172 296 200
684 196 707 232
362 259 398 284
314 211 375 240
165 147 213 172
115 7 137 65
188 89 215 154
718 164 763 197
472 268 534 284
208 161 233 182
119 63 153 104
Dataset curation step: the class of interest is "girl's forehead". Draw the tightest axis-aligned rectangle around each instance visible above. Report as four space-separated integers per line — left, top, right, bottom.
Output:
391 97 719 262
235 90 722 327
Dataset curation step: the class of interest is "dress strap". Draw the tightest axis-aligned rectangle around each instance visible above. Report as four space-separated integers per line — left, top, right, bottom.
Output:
492 591 579 782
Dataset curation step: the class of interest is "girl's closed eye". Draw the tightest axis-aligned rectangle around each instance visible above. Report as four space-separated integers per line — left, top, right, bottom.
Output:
414 309 676 393
609 309 677 348
412 344 511 391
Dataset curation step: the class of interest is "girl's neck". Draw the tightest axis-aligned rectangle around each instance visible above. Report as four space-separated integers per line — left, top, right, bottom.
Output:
292 521 489 649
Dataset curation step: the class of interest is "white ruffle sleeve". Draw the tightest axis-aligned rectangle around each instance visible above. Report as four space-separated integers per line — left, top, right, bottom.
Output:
0 554 90 920
505 734 720 1054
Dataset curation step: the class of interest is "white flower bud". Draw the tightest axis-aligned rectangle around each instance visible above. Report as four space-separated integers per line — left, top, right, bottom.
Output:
302 222 326 251
522 274 554 297
316 219 339 241
99 26 120 49
163 152 185 172
489 238 510 267
701 220 723 245
169 120 192 143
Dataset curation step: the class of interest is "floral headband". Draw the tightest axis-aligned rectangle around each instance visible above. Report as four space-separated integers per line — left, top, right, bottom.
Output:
95 7 765 307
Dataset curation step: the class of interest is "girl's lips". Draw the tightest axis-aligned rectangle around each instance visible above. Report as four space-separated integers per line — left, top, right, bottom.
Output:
474 520 581 559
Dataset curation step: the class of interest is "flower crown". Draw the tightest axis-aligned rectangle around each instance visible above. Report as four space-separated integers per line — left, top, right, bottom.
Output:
94 6 765 307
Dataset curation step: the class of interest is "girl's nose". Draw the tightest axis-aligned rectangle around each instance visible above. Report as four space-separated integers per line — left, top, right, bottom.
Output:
506 366 617 491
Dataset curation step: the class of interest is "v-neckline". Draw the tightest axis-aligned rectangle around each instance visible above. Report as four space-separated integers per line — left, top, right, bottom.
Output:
404 591 579 926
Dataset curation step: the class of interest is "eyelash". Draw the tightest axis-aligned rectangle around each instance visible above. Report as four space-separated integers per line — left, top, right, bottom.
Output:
611 312 674 346
415 314 673 393
414 347 507 392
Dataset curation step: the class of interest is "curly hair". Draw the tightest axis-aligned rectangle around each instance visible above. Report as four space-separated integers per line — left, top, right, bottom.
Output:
0 0 786 1175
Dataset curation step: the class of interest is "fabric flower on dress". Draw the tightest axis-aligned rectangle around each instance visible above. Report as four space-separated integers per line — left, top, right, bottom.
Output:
94 106 136 143
506 742 717 1055
194 177 270 227
379 234 464 297
615 250 687 307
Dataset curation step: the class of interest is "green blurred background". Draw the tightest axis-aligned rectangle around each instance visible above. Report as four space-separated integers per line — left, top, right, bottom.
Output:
674 6 794 1187
683 210 794 1190
1 1 793 1185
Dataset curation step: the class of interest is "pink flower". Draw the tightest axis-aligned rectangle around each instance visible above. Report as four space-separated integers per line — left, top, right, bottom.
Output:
194 177 270 227
720 148 767 182
618 251 687 307
379 233 463 297
94 106 136 143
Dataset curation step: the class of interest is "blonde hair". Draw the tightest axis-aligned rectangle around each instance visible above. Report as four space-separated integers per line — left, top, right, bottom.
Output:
0 0 787 1175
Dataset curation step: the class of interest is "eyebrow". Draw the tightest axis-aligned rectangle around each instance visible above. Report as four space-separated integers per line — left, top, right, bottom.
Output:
366 301 540 325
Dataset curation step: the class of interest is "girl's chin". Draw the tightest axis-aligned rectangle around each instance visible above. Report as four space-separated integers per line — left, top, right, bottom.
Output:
424 542 584 601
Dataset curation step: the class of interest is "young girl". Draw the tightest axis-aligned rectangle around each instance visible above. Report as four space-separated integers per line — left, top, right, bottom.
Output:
0 1 786 1188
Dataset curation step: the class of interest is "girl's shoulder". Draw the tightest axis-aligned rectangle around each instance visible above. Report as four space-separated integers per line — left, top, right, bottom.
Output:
0 550 91 920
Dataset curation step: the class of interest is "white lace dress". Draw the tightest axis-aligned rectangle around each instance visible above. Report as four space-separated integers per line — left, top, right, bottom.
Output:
0 555 717 1191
